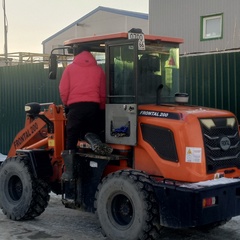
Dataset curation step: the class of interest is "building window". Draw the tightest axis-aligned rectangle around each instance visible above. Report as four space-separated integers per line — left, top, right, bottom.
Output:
201 13 223 41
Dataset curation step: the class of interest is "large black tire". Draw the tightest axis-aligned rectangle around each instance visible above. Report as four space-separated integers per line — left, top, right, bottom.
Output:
94 170 161 240
0 156 50 220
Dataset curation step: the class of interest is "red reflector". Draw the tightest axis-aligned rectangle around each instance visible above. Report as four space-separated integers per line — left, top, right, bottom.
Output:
203 197 216 208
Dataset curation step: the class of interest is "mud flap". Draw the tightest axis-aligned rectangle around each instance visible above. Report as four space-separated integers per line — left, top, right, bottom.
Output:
16 149 53 178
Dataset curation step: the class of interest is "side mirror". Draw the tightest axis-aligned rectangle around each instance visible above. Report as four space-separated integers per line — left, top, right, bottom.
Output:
49 54 57 79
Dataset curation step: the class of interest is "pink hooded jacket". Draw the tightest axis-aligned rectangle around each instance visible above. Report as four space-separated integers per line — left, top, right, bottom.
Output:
59 51 106 109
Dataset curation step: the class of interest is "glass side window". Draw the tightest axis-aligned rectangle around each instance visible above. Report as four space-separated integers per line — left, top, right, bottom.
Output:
107 41 180 105
201 13 223 41
108 44 135 103
137 45 180 104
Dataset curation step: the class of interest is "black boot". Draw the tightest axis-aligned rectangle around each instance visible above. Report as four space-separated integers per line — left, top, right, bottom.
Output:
61 150 78 181
84 133 113 156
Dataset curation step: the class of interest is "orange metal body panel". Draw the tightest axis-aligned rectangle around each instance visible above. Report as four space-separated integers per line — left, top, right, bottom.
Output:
134 104 240 182
64 32 183 46
7 104 66 181
8 117 47 157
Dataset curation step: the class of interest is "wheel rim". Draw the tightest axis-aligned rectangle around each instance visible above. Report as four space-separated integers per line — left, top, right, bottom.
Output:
8 175 23 201
111 193 134 227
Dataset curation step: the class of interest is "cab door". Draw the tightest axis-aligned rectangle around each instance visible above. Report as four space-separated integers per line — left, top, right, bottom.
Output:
105 40 138 145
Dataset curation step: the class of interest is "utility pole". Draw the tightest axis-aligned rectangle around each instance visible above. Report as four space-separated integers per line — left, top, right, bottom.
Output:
3 0 8 64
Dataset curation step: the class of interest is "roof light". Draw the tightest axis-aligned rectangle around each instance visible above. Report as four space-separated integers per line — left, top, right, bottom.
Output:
227 117 236 127
200 119 215 129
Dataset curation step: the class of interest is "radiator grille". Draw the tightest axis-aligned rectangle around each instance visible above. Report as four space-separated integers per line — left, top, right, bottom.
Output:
200 117 240 173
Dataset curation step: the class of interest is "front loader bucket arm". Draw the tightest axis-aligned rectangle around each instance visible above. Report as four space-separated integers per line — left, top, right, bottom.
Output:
8 103 66 161
8 117 48 157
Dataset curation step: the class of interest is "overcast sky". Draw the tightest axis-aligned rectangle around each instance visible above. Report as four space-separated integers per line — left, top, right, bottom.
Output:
0 0 148 53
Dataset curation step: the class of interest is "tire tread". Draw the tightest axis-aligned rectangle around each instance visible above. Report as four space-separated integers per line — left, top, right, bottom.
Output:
95 169 161 240
0 157 50 220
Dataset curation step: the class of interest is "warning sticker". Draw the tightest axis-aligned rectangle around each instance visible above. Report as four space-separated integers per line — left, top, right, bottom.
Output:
185 147 202 163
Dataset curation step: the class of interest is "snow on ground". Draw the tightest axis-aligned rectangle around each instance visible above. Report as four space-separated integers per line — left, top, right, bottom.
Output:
0 153 6 161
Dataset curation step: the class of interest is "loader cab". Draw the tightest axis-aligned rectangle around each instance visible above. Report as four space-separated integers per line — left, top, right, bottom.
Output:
50 29 183 146
106 39 181 105
104 31 182 145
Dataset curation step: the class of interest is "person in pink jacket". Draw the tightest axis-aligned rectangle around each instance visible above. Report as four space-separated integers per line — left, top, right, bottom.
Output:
59 47 113 180
59 50 106 109
59 47 106 151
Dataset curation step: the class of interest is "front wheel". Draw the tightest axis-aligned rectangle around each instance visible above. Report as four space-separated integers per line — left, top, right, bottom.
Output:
0 156 50 220
95 170 161 240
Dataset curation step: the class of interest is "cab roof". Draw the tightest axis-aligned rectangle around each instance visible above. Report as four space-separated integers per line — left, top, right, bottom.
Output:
64 32 183 52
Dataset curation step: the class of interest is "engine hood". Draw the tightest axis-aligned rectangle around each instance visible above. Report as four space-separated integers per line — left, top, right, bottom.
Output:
138 104 235 120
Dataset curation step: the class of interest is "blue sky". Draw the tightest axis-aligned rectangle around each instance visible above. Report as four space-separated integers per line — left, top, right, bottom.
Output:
0 0 148 53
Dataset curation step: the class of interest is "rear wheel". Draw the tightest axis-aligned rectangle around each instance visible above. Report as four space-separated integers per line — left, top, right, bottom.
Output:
0 156 50 220
95 169 161 240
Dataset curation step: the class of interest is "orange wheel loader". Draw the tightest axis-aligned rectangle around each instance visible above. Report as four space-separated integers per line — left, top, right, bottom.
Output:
1 29 240 240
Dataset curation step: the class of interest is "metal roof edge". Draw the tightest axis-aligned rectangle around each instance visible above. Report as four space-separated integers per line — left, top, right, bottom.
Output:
42 6 148 44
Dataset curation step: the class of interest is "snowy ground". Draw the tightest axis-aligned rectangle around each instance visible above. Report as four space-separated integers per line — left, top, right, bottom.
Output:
1 152 240 239
0 153 6 162
0 193 240 240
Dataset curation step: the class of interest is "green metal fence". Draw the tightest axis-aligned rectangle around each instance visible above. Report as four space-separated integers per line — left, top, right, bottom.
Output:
1 52 240 154
180 51 240 121
0 63 63 154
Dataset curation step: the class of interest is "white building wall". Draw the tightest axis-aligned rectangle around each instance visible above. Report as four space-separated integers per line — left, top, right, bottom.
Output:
149 0 240 55
43 10 148 54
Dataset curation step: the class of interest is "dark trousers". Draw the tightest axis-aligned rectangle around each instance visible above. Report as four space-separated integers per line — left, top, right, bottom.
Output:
66 102 100 150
